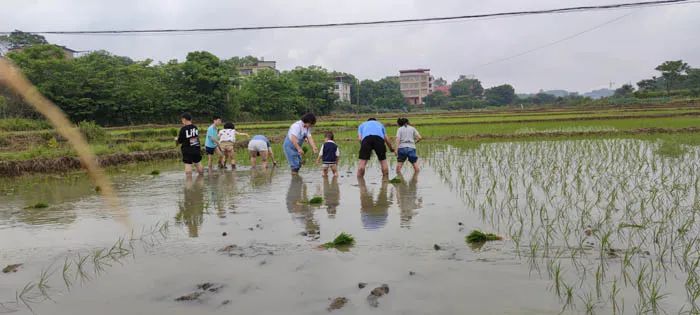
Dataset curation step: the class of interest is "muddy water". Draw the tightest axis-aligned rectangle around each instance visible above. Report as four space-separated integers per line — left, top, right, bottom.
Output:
1 139 695 314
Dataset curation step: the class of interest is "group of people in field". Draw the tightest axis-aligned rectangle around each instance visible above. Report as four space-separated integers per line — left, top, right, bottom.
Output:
175 112 422 178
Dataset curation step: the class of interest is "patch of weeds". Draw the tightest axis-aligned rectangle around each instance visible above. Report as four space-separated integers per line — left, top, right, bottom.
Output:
309 196 323 204
388 177 402 184
150 170 160 175
466 230 502 244
25 202 49 209
323 232 355 249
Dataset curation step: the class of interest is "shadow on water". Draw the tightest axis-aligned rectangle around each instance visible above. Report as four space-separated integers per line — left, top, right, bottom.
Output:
175 175 205 237
393 173 422 228
358 177 392 230
285 175 319 234
322 176 340 218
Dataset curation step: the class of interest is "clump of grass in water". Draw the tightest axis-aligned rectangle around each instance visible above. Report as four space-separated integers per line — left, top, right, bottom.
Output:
302 196 323 205
388 177 402 184
150 170 160 175
655 140 687 158
466 230 502 244
323 232 355 249
25 202 49 209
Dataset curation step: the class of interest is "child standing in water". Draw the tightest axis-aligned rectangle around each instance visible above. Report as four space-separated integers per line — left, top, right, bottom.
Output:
395 117 422 174
176 113 204 176
316 131 340 177
218 122 249 169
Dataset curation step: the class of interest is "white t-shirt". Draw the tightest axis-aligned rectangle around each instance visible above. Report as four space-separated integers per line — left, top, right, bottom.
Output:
396 125 420 149
218 129 238 142
287 120 311 142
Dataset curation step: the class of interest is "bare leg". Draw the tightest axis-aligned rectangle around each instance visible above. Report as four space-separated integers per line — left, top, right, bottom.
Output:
195 162 204 175
231 148 237 168
207 154 213 170
380 160 389 177
331 164 339 177
412 161 420 173
260 151 269 169
185 163 193 176
249 150 257 168
396 162 404 174
357 159 368 177
322 166 329 177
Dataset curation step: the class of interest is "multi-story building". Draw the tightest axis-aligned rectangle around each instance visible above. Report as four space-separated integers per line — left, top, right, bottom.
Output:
334 76 352 103
399 69 433 105
239 60 278 76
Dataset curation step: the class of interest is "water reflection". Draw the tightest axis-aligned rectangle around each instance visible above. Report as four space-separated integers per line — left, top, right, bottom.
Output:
175 175 205 237
285 175 319 234
207 172 237 218
250 168 275 188
323 176 340 218
358 178 392 230
393 174 422 228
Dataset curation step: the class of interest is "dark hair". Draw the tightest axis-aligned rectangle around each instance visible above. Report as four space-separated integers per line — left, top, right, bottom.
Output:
224 122 235 129
301 113 317 125
213 116 222 121
324 131 334 140
397 118 405 126
368 118 377 121
180 113 192 121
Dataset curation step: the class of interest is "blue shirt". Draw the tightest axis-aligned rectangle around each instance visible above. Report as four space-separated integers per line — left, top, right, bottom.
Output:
205 124 218 148
252 135 270 148
358 121 386 140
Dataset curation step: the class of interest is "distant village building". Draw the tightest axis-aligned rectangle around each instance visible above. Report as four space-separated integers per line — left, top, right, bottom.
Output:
399 69 433 105
334 76 352 103
239 60 278 76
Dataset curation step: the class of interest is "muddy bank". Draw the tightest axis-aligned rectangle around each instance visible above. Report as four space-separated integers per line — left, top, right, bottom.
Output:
0 150 181 177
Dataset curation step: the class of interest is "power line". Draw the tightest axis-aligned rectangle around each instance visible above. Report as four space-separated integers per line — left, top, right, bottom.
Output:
0 0 695 35
475 11 636 69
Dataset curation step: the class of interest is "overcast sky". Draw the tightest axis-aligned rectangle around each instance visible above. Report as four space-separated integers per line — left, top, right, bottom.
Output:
2 0 699 93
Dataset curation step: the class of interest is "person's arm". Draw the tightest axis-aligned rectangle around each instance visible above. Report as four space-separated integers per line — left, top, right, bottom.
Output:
316 143 324 164
209 129 219 146
268 147 277 165
306 133 318 154
291 135 304 155
385 136 395 153
176 128 185 145
395 129 401 153
236 130 250 137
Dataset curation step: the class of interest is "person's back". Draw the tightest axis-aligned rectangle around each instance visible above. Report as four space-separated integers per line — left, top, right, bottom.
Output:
178 124 201 154
358 120 385 139
397 125 420 149
321 140 339 164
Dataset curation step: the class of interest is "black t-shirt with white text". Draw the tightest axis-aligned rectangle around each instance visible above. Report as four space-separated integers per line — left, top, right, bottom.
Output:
177 124 201 155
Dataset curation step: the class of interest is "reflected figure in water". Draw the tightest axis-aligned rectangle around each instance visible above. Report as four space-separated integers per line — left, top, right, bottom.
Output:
175 175 205 237
250 167 275 188
393 174 422 227
285 175 319 234
208 171 237 218
323 176 340 218
358 177 392 230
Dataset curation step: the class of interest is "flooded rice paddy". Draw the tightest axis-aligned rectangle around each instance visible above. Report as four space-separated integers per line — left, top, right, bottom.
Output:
1 138 699 314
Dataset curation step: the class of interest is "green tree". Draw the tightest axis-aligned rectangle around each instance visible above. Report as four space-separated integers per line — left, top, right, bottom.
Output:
424 90 449 108
0 30 48 54
484 84 515 105
655 60 690 95
434 77 447 87
450 77 483 98
238 69 302 120
614 84 635 97
180 51 229 117
286 66 337 115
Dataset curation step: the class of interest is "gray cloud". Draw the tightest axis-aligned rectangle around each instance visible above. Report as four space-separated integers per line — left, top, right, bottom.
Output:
2 0 699 93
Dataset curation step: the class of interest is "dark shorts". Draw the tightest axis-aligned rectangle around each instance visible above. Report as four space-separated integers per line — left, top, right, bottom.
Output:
359 135 387 161
182 151 202 164
397 147 418 164
205 146 217 155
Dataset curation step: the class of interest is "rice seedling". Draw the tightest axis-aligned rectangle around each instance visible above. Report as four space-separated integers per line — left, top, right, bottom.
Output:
322 232 355 249
150 170 160 175
24 202 49 209
465 230 502 244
